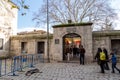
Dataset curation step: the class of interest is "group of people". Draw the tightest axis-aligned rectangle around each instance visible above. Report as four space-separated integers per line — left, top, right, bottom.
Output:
65 45 86 65
95 47 120 73
66 45 120 73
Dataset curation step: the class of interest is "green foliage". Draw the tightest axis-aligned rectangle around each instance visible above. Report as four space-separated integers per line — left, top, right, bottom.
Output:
53 22 93 28
11 34 53 40
9 0 29 16
93 30 120 37
11 5 18 9
23 5 29 9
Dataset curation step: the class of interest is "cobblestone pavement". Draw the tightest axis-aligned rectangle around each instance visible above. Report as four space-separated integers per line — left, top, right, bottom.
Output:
0 62 120 80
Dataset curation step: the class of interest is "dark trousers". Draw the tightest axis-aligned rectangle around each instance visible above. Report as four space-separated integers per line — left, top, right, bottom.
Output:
104 61 110 70
100 60 105 73
80 54 85 65
112 63 120 73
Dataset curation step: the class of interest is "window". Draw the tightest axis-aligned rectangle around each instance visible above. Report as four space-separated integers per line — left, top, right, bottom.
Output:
21 42 27 54
37 42 45 54
0 38 3 50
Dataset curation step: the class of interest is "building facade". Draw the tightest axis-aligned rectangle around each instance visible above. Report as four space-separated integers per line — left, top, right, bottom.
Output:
1 1 120 63
10 23 120 63
0 0 18 57
92 30 120 62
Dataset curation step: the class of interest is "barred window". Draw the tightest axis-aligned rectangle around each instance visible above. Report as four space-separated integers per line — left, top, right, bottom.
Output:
0 38 3 50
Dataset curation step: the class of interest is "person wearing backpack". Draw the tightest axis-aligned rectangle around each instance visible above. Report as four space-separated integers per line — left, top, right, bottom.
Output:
103 48 110 70
99 48 106 73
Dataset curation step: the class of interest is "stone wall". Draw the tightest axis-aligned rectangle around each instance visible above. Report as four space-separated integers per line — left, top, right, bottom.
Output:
0 0 18 56
52 23 93 62
10 29 120 63
10 39 21 56
10 34 53 60
92 31 120 61
92 36 110 58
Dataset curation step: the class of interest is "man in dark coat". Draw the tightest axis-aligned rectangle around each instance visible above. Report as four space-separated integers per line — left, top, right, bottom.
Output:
79 45 85 65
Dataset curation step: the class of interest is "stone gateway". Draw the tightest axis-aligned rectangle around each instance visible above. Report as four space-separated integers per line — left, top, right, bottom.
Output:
52 23 93 62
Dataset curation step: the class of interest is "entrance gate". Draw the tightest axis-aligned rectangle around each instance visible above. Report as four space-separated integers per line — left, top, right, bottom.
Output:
63 33 81 61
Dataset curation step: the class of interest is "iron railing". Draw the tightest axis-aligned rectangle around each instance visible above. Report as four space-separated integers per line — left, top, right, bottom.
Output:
0 54 44 77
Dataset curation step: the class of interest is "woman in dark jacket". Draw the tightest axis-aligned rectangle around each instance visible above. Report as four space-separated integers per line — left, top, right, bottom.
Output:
103 48 110 70
95 48 102 65
95 47 106 73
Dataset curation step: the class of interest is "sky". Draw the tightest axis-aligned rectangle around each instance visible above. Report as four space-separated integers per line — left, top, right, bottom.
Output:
17 0 44 32
110 0 120 30
17 0 120 32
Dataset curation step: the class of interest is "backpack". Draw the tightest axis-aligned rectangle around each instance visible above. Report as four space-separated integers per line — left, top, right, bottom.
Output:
100 52 106 60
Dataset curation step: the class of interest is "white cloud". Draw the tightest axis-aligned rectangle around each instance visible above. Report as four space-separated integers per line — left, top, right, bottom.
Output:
114 13 120 30
17 25 53 33
114 21 120 30
110 0 120 30
17 27 42 32
110 0 120 10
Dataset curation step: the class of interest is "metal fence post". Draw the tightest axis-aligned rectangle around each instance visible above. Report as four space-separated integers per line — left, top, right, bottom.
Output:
0 59 2 77
4 59 7 75
19 56 23 72
29 55 34 68
11 56 18 76
0 54 42 77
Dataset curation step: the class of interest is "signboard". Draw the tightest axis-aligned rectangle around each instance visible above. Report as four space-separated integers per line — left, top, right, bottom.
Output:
55 39 59 44
66 27 76 33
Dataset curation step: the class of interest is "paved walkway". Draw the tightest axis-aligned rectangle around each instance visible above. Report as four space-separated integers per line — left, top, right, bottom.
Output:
0 62 120 80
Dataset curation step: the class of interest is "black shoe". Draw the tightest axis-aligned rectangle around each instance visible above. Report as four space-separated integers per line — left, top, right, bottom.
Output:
111 71 115 73
101 71 105 73
105 69 110 70
118 70 120 73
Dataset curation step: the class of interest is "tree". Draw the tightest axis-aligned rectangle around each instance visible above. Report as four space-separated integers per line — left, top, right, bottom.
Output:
6 0 29 16
33 0 117 31
11 0 29 15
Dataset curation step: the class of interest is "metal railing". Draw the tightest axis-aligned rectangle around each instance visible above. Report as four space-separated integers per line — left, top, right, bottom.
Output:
0 54 44 77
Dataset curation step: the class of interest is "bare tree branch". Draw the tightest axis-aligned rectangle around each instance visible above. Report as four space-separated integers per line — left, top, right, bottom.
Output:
33 0 117 31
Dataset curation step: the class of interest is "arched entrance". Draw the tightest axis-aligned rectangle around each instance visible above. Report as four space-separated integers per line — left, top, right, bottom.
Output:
63 33 81 61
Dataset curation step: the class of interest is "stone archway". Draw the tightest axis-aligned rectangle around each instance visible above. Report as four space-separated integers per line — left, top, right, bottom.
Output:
63 33 81 61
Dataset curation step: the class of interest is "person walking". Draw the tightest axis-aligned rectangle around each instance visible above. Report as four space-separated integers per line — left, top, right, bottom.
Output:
110 50 120 73
79 45 85 65
95 47 106 73
94 48 102 65
103 48 110 70
99 48 107 73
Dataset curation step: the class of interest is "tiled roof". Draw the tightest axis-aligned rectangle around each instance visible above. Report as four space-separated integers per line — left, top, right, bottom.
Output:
17 30 47 35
